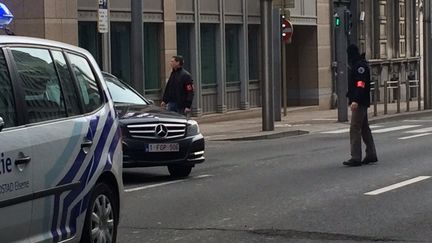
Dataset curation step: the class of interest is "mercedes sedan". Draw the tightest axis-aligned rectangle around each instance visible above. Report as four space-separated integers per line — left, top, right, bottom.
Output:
103 72 205 177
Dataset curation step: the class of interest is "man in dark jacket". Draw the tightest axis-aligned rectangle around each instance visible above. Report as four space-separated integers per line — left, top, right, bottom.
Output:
161 56 194 115
343 44 378 166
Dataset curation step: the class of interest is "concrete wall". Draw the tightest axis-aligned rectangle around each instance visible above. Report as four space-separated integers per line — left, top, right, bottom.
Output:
4 0 78 45
317 0 332 109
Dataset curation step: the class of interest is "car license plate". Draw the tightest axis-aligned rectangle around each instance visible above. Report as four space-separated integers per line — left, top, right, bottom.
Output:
146 143 179 152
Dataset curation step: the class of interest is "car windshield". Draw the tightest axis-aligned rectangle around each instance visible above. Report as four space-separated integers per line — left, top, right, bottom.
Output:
104 74 149 105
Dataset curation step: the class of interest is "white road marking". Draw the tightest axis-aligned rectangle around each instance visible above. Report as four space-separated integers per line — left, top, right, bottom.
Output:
403 120 432 123
321 128 350 134
398 133 432 140
364 176 431 196
372 125 421 134
124 174 213 193
321 125 381 134
404 127 432 133
312 118 335 121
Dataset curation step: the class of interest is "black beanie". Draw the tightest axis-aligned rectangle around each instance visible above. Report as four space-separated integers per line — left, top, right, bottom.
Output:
347 44 359 56
347 44 360 60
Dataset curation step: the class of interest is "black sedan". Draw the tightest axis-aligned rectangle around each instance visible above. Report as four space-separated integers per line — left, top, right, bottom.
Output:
103 72 205 177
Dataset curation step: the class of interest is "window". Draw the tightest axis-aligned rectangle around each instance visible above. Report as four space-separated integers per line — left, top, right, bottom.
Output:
0 49 16 128
51 51 81 116
226 25 240 83
177 24 191 72
67 53 102 113
78 22 102 66
201 24 217 85
11 47 67 124
248 25 259 80
144 23 161 91
104 74 148 105
111 22 131 84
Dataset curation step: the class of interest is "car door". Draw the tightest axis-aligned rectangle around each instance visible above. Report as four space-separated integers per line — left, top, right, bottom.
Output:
0 48 33 242
7 47 94 242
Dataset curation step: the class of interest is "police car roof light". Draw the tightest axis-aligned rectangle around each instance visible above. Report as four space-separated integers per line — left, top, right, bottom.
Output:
0 3 13 28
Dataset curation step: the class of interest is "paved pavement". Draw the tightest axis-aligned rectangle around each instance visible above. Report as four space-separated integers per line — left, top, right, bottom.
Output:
195 101 432 141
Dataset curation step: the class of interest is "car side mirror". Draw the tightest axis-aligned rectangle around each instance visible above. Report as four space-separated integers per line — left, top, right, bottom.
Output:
148 99 155 105
0 117 4 132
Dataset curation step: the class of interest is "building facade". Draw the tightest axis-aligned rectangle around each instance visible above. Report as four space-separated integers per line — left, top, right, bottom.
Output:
352 0 422 112
2 0 423 116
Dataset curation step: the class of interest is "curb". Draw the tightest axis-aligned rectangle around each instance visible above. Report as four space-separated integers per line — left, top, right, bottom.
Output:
212 130 309 141
369 109 432 124
203 108 432 142
194 106 319 124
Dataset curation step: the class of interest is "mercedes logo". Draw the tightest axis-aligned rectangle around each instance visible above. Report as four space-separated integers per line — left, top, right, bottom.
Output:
155 124 168 138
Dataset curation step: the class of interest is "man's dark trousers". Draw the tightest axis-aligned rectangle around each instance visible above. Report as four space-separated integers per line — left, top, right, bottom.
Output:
350 106 376 161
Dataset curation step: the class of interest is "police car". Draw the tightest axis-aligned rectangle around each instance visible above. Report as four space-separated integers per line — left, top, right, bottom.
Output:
0 4 123 242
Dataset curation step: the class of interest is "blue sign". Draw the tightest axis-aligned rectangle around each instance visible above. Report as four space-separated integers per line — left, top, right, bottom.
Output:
0 3 13 28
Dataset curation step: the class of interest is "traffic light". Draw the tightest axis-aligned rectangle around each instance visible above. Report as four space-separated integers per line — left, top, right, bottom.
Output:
344 9 352 35
335 15 341 27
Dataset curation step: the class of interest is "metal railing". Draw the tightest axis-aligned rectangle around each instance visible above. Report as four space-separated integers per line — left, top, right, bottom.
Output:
368 57 421 116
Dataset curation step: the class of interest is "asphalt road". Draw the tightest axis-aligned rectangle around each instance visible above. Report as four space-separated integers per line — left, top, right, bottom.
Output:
118 115 432 243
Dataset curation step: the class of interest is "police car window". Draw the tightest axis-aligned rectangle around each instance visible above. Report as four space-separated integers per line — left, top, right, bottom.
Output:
0 49 16 128
51 51 81 116
11 48 67 124
67 54 102 113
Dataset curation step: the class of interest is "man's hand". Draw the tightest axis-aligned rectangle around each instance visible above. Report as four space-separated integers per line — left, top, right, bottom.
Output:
184 107 191 114
160 101 166 108
351 102 358 111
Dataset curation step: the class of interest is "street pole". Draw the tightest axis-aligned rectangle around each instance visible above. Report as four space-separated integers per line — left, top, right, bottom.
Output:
334 4 349 122
273 7 282 122
98 0 111 72
101 1 111 72
261 0 275 131
282 40 287 116
131 0 144 94
423 0 432 109
281 3 288 117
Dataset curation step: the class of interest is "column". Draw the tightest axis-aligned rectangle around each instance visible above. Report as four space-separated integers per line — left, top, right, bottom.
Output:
191 0 202 116
216 0 227 113
162 0 177 90
240 0 250 110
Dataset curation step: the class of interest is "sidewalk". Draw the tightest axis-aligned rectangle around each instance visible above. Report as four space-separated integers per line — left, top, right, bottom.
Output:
195 101 432 141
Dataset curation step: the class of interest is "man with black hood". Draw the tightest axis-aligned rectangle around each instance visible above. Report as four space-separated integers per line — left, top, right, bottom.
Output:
343 44 378 166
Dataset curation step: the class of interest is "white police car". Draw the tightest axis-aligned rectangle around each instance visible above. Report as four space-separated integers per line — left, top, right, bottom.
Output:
0 17 123 243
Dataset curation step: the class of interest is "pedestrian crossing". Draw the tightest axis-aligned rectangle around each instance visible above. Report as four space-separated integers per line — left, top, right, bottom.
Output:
372 125 421 134
321 123 432 140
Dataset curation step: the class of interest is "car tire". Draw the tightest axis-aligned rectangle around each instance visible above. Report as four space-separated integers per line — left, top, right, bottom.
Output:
81 182 118 243
168 165 192 178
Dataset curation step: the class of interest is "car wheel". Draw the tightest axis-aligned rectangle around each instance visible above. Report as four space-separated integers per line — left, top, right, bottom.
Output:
168 165 192 178
81 182 118 243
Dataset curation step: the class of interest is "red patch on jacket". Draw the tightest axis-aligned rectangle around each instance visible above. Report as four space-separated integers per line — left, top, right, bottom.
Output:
186 84 193 91
356 80 365 88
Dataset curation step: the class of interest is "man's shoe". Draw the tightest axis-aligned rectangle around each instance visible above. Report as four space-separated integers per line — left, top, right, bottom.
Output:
343 159 362 166
362 156 378 164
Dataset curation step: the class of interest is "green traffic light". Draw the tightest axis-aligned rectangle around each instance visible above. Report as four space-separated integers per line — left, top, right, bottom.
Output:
335 17 341 26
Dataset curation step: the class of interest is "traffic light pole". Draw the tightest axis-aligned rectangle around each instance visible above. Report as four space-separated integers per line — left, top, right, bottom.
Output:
131 0 144 94
261 0 274 131
424 0 432 109
334 5 350 122
273 8 282 122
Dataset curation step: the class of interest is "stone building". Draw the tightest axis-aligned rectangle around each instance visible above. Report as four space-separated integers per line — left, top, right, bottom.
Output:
1 0 424 116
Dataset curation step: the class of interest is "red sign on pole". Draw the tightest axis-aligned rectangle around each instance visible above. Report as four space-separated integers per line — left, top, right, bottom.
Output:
281 19 293 44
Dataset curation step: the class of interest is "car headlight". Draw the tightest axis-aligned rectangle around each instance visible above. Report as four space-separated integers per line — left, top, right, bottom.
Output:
186 120 200 136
